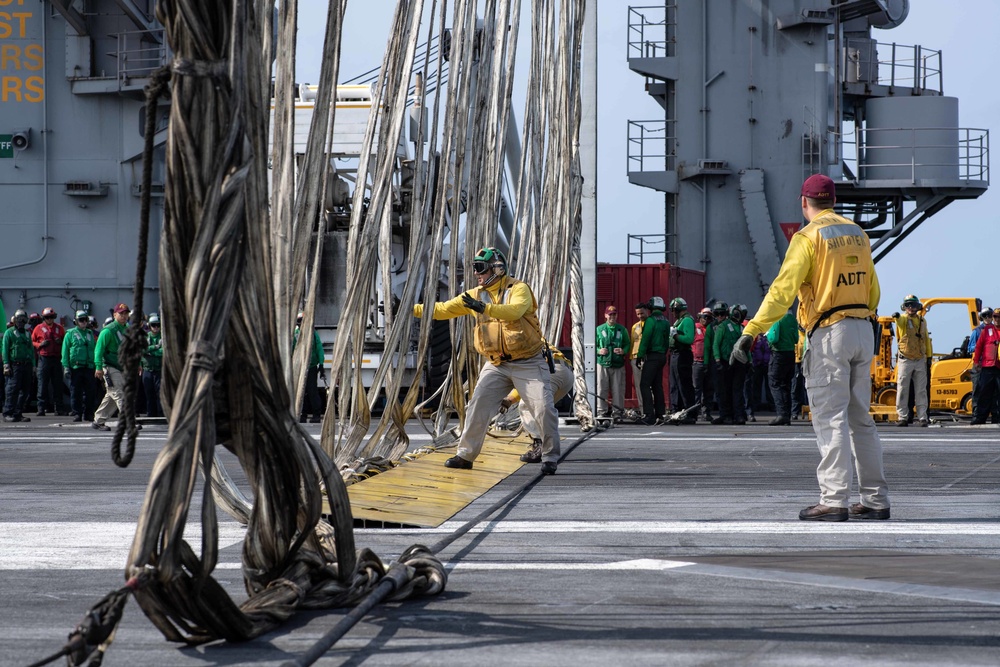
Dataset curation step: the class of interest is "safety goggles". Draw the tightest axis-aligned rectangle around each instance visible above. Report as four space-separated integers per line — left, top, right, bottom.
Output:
472 261 491 275
150 323 161 327
43 315 56 320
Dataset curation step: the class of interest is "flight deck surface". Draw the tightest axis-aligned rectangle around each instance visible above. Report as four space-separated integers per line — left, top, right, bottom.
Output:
4 417 1000 666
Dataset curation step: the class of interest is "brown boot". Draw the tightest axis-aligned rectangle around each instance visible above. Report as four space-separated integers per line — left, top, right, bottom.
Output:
798 504 848 522
520 439 542 463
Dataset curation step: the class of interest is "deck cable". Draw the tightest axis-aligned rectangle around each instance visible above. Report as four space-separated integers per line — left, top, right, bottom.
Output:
280 426 603 667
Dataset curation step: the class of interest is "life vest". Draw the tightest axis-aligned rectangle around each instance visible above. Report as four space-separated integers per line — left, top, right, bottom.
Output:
794 210 875 334
896 314 928 360
472 278 544 364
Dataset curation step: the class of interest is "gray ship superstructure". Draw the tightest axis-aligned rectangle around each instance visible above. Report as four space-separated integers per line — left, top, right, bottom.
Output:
1 1 166 321
625 0 989 305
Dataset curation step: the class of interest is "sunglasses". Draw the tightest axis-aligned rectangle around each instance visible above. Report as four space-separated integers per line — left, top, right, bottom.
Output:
150 323 161 327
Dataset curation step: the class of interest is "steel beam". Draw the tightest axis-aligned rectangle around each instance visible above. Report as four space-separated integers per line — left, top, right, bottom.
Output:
115 0 160 35
47 0 88 36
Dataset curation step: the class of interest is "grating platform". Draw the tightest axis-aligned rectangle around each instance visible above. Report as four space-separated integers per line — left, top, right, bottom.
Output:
335 432 535 528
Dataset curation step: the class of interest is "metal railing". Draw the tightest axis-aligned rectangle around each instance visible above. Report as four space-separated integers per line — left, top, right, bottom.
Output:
842 126 989 183
627 119 676 173
843 39 942 93
627 234 667 264
117 29 168 86
626 4 677 60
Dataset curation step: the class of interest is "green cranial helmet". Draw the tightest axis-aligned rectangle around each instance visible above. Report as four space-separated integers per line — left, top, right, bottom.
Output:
901 294 923 310
729 304 744 321
472 246 508 286
669 297 687 312
712 301 729 316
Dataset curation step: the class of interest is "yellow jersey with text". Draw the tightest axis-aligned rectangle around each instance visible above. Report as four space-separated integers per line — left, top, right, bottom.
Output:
744 209 879 338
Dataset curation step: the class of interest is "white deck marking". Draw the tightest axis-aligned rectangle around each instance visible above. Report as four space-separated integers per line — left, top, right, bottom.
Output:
1 522 246 570
451 559 694 571
7 520 1000 570
394 520 1000 535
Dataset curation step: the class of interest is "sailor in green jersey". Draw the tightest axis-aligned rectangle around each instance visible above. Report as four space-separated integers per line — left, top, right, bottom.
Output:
637 296 670 424
766 310 799 425
3 309 35 422
62 310 97 422
92 303 130 431
712 304 747 425
668 297 697 420
0 299 5 411
294 311 326 423
142 313 164 418
595 305 630 419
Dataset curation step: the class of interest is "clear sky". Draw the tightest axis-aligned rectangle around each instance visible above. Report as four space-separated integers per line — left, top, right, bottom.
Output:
296 0 998 349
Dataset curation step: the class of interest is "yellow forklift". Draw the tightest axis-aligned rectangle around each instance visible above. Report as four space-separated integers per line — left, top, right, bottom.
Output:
870 297 982 421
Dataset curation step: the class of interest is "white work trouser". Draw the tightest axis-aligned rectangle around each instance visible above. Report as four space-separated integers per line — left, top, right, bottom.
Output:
94 366 126 425
596 364 626 416
458 354 561 464
895 356 929 421
520 362 574 441
630 358 645 415
803 318 889 509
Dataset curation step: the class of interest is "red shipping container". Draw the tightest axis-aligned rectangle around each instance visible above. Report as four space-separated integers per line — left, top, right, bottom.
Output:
559 263 707 410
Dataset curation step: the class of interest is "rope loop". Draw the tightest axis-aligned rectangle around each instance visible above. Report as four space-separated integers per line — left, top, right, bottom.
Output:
171 57 229 80
186 340 220 372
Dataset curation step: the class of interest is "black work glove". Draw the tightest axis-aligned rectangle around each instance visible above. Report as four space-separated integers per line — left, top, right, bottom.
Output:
498 398 512 414
318 367 327 381
891 312 900 319
730 334 753 365
462 293 486 314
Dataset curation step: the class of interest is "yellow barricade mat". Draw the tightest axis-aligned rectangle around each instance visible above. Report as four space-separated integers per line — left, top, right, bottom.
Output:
334 432 534 528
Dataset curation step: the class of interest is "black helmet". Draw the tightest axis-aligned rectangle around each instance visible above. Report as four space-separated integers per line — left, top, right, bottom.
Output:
472 246 508 286
712 300 729 316
669 297 688 312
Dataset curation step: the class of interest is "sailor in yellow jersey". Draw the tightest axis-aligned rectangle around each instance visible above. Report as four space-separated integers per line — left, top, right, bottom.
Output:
733 174 889 522
414 247 560 475
630 302 649 417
